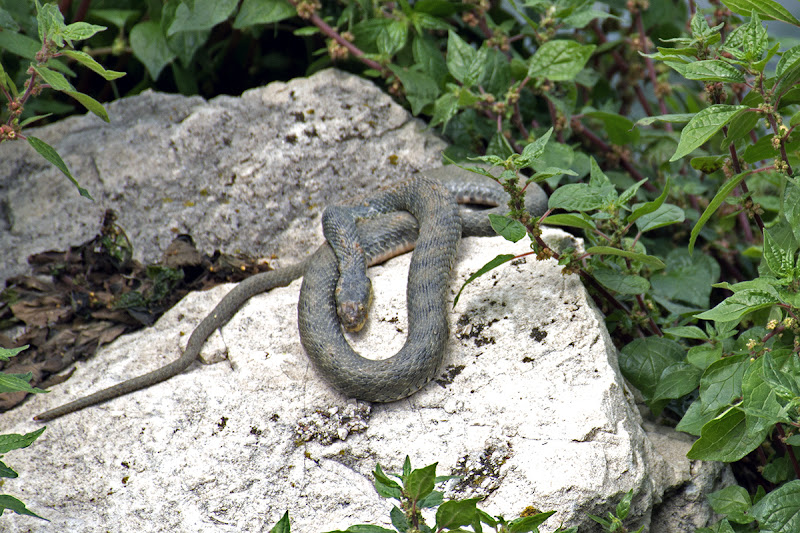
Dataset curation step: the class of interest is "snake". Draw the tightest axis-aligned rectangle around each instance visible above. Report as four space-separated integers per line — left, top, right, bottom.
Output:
34 166 547 421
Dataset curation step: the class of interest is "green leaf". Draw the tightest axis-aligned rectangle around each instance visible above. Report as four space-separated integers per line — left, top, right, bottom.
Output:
0 427 45 454
527 40 596 82
233 0 295 28
548 183 616 211
64 90 109 122
36 0 65 45
635 113 694 127
372 464 402 499
541 213 596 231
26 136 93 200
507 511 556 532
690 155 728 173
453 254 515 306
687 406 768 461
446 30 482 86
763 227 795 278
0 494 47 521
695 287 780 323
435 498 481 529
663 326 709 340
270 511 290 533
634 204 685 233
130 21 176 79
584 246 666 268
689 171 749 253
0 460 18 478
681 60 745 82
58 50 125 80
33 66 74 92
707 485 752 524
583 110 639 145
430 91 458 130
167 0 237 35
0 345 29 361
750 479 800 532
687 343 723 369
670 105 750 162
0 372 47 394
619 337 685 405
389 66 439 115
700 354 748 412
627 178 670 224
488 214 526 243
652 362 702 402
721 0 800 27
676 399 721 436
0 27 40 60
593 268 650 295
88 9 139 29
405 463 437 501
516 127 553 168
62 21 107 43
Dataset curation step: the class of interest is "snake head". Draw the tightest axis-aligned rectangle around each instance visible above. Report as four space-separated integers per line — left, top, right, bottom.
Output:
335 276 373 332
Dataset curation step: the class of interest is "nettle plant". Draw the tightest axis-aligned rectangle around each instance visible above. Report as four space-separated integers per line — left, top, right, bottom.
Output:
0 0 122 199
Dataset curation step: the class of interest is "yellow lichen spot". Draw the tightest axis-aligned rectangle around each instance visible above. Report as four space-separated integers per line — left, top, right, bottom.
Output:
388 154 399 165
184 200 195 207
199 189 209 196
162 197 173 203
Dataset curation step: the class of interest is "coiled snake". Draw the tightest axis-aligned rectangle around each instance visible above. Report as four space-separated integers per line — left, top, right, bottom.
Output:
35 166 546 421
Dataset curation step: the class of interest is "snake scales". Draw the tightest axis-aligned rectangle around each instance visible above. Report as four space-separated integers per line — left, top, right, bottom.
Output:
35 166 546 421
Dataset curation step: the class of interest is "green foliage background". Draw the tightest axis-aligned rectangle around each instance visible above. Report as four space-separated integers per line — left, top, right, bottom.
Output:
3 0 800 531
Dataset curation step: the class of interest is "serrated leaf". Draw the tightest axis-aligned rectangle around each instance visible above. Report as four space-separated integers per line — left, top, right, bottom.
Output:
389 66 439 115
453 254 515 306
26 136 93 200
585 246 665 268
548 183 616 211
721 0 800 27
690 155 728 173
695 288 780 322
670 105 750 162
62 21 107 42
750 479 800 532
446 30 482 86
681 60 745 82
527 40 596 81
233 0 295 28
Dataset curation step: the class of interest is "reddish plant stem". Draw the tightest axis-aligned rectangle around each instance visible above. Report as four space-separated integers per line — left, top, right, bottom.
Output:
289 2 387 75
775 424 800 480
633 10 672 132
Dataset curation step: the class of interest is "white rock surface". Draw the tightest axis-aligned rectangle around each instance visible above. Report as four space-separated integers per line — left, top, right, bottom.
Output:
2 230 729 532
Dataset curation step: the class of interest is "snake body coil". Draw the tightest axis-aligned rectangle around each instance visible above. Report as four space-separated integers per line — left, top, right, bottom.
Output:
35 167 546 421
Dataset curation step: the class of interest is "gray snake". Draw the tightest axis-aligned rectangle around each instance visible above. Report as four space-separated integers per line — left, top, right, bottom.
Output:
35 166 546 421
